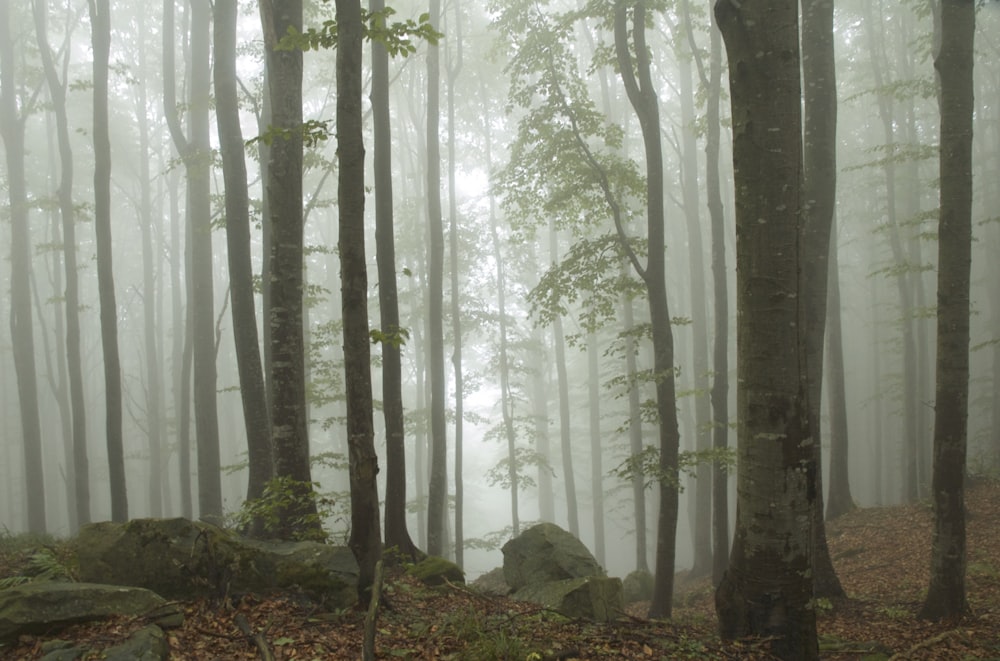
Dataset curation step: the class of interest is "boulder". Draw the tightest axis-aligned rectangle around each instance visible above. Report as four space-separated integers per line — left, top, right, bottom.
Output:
73 518 358 608
622 569 654 603
501 523 604 591
512 576 623 622
101 624 169 661
405 556 465 586
470 567 510 596
0 582 179 643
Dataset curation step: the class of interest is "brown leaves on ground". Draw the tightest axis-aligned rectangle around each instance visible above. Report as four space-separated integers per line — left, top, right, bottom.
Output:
4 478 1000 660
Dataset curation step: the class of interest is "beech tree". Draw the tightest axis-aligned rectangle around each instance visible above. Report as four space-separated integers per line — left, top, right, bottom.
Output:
920 0 974 622
714 0 818 657
90 0 127 522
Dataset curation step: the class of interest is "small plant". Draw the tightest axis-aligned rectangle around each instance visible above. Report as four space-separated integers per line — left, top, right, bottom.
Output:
229 476 333 542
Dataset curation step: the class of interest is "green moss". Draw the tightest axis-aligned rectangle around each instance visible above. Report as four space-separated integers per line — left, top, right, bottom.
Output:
405 556 464 586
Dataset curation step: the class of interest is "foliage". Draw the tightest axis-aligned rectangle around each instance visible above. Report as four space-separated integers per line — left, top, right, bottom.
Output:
278 8 441 57
486 445 554 491
609 444 736 491
229 475 334 543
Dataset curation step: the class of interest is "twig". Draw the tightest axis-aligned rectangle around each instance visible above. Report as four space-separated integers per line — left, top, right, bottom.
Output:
235 612 274 661
363 560 385 661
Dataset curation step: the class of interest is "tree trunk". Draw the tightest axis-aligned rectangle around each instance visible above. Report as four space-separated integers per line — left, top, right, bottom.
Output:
425 0 448 558
338 0 383 606
621 284 648 573
215 0 273 527
714 0 818 657
800 0 844 600
919 0 974 622
371 0 419 561
446 2 465 568
32 0 89 528
260 0 321 539
825 218 855 520
587 330 606 566
613 1 681 619
90 0 127 522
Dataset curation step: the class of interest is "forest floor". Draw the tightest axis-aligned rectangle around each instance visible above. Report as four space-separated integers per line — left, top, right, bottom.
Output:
2 478 1000 660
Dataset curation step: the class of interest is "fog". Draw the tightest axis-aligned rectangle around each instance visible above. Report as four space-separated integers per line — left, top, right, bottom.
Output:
0 0 998 588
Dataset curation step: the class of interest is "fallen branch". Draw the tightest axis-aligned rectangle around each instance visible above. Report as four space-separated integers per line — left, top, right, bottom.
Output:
363 559 385 661
235 612 274 661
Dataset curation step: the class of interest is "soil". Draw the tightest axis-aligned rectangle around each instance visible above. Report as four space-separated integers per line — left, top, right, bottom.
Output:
2 478 999 660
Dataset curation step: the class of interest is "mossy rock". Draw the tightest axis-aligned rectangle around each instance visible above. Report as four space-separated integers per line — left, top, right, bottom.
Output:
622 569 654 603
406 556 465 586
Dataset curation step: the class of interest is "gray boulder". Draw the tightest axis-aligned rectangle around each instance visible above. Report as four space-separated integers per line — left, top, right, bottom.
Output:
0 582 179 643
73 518 358 608
101 624 169 661
501 522 604 590
513 576 623 622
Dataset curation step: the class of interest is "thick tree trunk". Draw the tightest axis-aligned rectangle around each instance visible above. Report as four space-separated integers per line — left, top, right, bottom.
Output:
920 0 974 622
261 0 321 539
801 0 844 600
215 0 273 527
338 0 383 605
714 0 818 657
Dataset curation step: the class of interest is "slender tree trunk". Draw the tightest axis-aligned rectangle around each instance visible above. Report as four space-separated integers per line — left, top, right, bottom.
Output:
90 0 127 522
371 0 419 560
919 0 974 621
621 284 648 572
215 0 273 525
425 0 449 558
135 2 164 518
825 218 855 520
676 31 712 580
32 0 89 528
446 1 465 567
614 1 681 619
714 0 818 656
587 330 605 566
337 0 383 605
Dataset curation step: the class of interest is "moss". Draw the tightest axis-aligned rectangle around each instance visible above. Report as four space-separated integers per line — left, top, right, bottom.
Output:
406 556 464 586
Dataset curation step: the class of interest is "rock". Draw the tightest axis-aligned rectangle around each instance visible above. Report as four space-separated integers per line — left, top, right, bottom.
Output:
512 576 623 622
405 556 465 586
622 569 654 603
101 624 169 661
73 518 358 608
501 523 604 591
39 639 86 661
470 567 510 596
0 582 177 643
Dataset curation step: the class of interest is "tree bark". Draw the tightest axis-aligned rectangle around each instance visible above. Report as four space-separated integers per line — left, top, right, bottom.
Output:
613 0 681 619
919 0 974 622
260 0 321 539
714 0 818 657
90 0 128 522
371 0 419 561
825 218 855 520
338 0 383 605
33 0 89 528
800 0 844 599
215 0 273 528
425 0 448 558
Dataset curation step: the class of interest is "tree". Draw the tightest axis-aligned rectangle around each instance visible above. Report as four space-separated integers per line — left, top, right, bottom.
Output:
260 0 322 539
919 0 974 622
1 0 47 534
714 0 818 657
163 0 221 522
801 0 845 599
337 0 383 604
32 0 90 529
372 0 420 561
825 217 855 520
425 0 448 558
90 0 127 522
215 0 274 526
613 0 682 619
